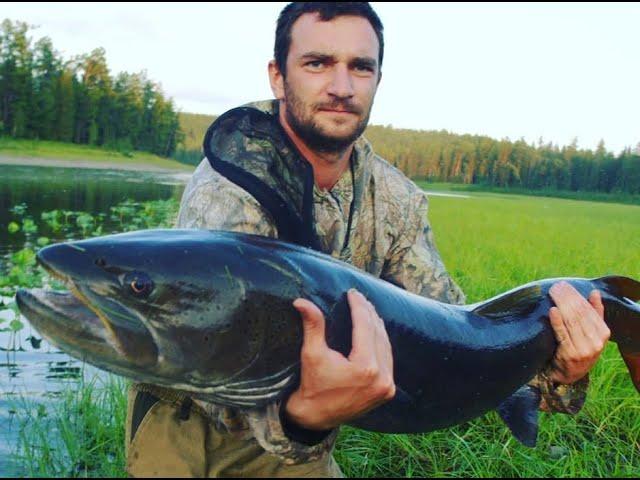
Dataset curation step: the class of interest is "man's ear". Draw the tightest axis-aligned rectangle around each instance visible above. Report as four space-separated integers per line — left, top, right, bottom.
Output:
268 60 285 100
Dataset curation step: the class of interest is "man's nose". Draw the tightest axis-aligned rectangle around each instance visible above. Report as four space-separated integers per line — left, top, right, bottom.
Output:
327 64 354 99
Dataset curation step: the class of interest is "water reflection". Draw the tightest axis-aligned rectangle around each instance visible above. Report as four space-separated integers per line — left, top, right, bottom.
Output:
0 165 186 256
45 362 82 381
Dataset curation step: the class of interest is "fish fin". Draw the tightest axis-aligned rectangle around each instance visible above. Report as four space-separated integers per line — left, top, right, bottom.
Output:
593 275 640 301
497 385 540 447
594 277 640 392
472 285 543 320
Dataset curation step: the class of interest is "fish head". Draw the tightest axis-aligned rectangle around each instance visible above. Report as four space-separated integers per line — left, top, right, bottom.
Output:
16 229 278 390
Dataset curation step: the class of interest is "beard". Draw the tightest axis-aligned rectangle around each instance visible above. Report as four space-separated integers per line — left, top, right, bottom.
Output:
283 81 372 155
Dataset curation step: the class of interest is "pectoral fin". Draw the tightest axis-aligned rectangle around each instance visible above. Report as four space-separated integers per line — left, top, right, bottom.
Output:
497 385 541 447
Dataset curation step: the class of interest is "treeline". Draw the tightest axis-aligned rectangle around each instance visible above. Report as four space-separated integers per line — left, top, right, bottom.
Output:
365 127 640 194
3 14 637 194
0 19 182 156
179 111 640 195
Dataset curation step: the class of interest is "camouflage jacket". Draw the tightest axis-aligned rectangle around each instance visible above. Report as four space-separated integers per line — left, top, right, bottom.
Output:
147 100 587 464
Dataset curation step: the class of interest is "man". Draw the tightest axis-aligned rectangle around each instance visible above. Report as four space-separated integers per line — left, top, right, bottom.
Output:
125 3 610 477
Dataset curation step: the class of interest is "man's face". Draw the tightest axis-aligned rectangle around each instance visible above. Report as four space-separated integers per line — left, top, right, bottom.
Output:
274 13 381 155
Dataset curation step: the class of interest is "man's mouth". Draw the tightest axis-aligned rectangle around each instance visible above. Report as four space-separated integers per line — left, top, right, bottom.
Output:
317 103 360 115
319 108 357 115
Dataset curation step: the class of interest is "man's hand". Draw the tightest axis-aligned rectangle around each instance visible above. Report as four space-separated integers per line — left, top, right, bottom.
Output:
284 289 396 431
547 281 611 384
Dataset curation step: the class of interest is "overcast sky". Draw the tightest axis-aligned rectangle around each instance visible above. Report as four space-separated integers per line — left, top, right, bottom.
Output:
3 2 639 153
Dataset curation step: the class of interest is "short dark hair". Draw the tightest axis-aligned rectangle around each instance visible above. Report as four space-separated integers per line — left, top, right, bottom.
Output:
274 2 384 78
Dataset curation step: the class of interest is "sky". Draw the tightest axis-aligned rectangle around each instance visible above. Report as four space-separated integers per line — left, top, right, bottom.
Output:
3 2 639 154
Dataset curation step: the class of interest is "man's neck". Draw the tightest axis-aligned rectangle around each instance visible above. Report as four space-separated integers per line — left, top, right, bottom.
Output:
278 107 353 191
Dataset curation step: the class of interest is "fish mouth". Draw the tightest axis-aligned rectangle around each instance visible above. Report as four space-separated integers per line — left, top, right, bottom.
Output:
16 288 116 361
15 245 158 371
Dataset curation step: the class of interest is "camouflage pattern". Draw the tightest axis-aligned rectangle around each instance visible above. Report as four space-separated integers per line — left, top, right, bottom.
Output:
128 99 587 471
528 368 590 415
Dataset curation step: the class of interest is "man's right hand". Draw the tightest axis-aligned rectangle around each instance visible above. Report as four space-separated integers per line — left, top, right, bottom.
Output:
284 289 396 431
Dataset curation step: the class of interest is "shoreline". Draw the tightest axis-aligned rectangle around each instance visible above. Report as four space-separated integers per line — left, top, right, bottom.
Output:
0 155 194 173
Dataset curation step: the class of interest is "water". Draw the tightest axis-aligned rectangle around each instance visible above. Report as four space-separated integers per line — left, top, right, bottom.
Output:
0 165 189 257
0 164 188 476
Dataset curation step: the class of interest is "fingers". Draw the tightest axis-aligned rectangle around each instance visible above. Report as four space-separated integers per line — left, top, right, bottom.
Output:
589 290 604 318
549 305 573 349
549 282 605 345
286 291 396 430
347 289 379 366
293 298 329 358
365 296 393 375
546 282 610 384
347 289 395 398
589 289 610 339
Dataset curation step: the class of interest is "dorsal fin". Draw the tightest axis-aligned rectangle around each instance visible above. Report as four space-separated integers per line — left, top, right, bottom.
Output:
472 285 543 320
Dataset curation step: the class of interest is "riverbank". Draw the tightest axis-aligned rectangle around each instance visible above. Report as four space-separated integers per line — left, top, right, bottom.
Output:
417 181 640 206
0 156 193 173
0 138 193 172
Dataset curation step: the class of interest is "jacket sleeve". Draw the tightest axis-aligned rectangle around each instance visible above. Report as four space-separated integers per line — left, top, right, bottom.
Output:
176 161 338 463
380 190 588 414
380 190 465 304
528 369 589 414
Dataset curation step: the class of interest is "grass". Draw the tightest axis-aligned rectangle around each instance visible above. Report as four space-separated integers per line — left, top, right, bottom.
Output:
12 376 127 478
0 137 193 171
417 181 640 206
9 189 640 477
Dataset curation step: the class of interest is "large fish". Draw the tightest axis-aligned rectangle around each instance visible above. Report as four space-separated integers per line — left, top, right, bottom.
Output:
16 229 640 446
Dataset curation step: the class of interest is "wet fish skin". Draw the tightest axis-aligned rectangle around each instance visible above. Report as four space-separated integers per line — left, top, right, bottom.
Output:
15 229 640 442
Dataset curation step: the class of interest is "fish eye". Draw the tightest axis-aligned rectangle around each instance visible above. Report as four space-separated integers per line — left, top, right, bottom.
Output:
124 272 154 297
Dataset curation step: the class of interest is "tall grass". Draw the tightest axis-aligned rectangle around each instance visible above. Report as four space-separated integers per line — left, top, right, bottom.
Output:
13 375 128 478
12 190 640 477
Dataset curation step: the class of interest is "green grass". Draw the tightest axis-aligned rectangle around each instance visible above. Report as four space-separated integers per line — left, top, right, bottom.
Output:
13 376 128 478
10 190 640 477
417 181 640 206
0 137 193 171
334 191 640 477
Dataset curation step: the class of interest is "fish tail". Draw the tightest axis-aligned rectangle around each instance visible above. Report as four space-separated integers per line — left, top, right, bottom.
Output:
593 276 640 392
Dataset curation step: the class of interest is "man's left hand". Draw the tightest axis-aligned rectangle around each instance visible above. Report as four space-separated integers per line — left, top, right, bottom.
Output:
547 281 611 384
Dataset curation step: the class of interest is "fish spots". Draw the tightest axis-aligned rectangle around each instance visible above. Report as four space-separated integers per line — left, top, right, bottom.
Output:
221 292 301 377
246 315 262 345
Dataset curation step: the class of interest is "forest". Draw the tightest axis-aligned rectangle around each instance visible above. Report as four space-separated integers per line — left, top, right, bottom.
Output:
0 20 182 157
3 18 639 195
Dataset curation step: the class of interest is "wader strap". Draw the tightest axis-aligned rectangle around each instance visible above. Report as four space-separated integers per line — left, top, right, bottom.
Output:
178 397 193 421
131 391 160 442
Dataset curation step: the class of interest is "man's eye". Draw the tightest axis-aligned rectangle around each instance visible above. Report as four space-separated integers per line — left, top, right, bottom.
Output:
306 61 324 68
354 64 374 73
